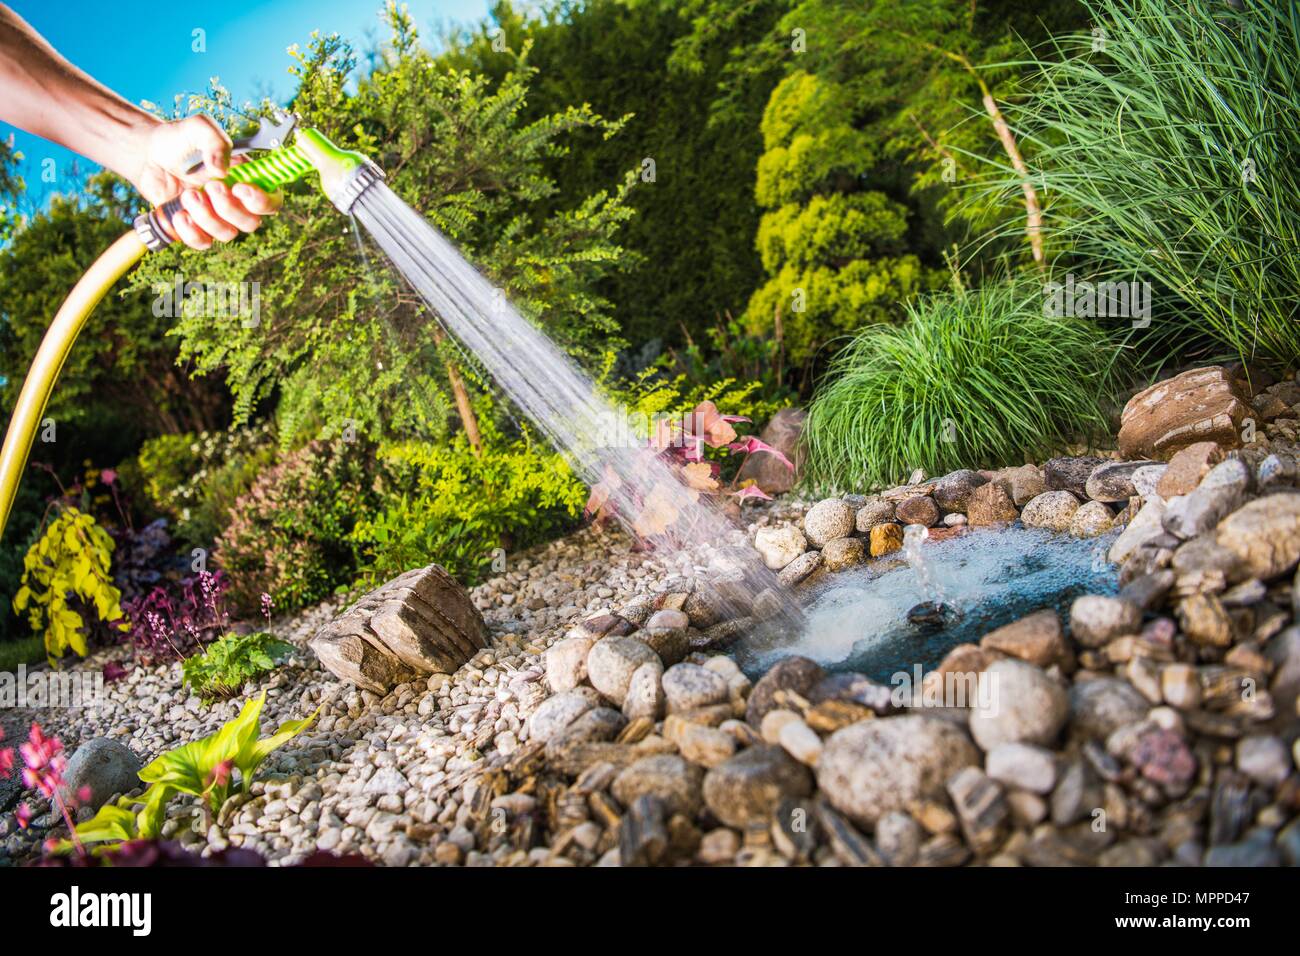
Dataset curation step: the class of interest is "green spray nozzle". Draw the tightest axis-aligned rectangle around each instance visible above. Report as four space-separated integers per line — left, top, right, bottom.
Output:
133 125 383 250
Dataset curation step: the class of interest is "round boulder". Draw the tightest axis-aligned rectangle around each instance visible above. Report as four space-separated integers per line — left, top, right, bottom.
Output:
803 499 855 547
746 655 825 726
1021 491 1081 532
1069 677 1149 740
702 745 813 827
817 716 979 825
586 636 662 705
612 755 702 817
61 738 142 810
662 662 730 713
969 659 1069 750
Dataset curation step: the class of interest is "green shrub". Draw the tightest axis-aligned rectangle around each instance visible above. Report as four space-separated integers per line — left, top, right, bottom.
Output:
990 0 1300 369
351 421 586 587
215 438 382 613
181 631 295 704
743 70 944 367
805 275 1132 490
130 423 276 551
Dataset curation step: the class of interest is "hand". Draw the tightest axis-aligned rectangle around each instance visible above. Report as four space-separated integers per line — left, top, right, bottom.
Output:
130 115 282 250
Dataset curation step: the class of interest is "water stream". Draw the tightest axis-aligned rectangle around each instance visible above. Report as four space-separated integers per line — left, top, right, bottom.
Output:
352 182 791 612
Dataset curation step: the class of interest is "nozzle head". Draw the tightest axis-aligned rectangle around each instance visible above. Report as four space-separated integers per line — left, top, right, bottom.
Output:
295 128 384 214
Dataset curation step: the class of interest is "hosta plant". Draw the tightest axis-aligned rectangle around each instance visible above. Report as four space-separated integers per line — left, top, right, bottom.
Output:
12 506 127 665
69 692 317 850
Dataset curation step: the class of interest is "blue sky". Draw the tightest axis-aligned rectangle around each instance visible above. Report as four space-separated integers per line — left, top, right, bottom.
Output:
3 0 492 202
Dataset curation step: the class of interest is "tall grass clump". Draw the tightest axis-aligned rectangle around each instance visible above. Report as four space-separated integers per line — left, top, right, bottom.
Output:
805 276 1131 490
985 0 1300 369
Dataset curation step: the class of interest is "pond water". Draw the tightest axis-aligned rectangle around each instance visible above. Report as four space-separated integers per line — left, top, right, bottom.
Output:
730 524 1120 683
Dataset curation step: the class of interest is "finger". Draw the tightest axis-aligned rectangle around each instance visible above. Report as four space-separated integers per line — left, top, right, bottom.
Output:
171 210 213 251
186 115 233 177
231 182 283 215
180 188 239 243
204 182 261 233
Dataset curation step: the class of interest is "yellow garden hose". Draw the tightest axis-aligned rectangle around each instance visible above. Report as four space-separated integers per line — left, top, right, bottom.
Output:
0 124 381 541
0 231 147 535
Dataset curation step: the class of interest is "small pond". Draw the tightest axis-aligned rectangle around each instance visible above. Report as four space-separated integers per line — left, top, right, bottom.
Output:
731 524 1120 684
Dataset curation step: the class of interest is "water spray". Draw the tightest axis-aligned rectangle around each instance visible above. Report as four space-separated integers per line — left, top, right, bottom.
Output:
0 115 384 536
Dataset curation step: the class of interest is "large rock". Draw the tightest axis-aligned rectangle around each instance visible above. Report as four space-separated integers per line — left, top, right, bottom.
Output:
734 407 804 495
821 537 865 571
1118 365 1250 460
545 635 594 693
528 688 602 742
817 716 979 825
746 656 825 726
980 610 1068 668
702 745 813 827
1069 678 1149 739
854 497 895 533
1045 457 1106 497
1215 493 1300 580
1086 460 1162 502
1162 458 1252 539
662 662 730 713
1108 498 1166 564
803 499 855 547
62 738 142 810
611 755 702 817
969 660 1069 750
1157 441 1225 498
932 469 989 513
587 636 662 705
309 564 487 693
896 495 940 527
967 482 1018 526
1021 491 1081 531
1070 594 1142 647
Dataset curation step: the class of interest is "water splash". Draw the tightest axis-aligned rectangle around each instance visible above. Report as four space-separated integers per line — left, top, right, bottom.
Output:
351 183 792 615
902 523 945 605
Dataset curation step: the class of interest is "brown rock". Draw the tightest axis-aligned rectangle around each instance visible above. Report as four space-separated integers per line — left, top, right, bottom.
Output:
1118 366 1251 460
980 610 1069 668
1214 493 1300 580
896 495 941 527
309 563 485 693
966 482 1019 526
734 407 805 495
1157 441 1226 497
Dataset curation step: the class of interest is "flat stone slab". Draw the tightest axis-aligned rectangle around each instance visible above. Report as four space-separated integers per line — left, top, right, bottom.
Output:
309 564 488 693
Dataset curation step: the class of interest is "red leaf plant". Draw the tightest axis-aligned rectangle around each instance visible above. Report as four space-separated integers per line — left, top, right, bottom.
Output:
583 401 792 546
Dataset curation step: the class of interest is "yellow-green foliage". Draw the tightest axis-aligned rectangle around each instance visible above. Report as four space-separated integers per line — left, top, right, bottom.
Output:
69 692 316 849
603 368 784 443
744 70 942 364
12 507 126 665
351 413 587 587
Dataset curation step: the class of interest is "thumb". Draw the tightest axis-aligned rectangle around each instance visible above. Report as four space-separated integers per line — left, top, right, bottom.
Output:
180 114 233 179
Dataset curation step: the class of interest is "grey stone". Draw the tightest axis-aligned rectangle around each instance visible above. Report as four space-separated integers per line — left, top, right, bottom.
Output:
817 716 979 826
61 738 142 810
969 660 1069 750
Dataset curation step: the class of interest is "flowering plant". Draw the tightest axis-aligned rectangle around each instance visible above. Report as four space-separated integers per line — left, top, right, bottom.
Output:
2 724 90 856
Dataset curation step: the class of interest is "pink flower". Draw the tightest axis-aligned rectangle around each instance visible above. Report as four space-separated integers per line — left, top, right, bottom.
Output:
19 723 61 772
0 748 12 778
100 468 118 485
15 803 32 829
